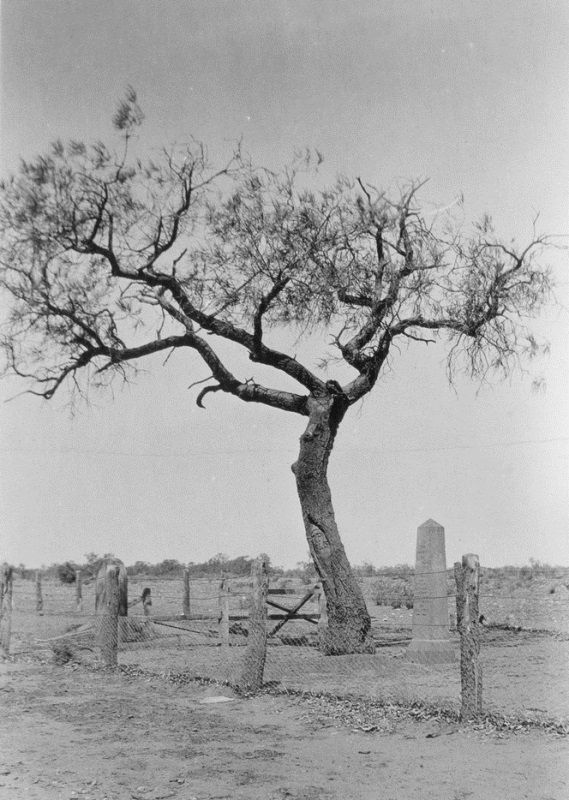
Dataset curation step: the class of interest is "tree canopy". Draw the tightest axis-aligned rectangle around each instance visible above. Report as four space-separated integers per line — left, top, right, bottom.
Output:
0 91 552 411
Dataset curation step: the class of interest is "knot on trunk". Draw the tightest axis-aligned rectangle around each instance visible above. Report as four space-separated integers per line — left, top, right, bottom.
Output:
302 391 347 443
328 394 349 436
301 422 318 441
308 517 332 563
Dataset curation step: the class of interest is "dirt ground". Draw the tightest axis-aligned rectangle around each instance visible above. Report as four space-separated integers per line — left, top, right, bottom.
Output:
1 659 567 800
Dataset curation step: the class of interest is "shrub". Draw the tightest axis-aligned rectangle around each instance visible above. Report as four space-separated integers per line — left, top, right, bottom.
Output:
372 578 414 609
57 562 77 584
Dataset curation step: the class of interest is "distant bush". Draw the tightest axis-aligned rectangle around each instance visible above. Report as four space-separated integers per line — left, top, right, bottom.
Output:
124 553 283 579
379 564 414 580
287 559 318 585
360 564 414 580
528 558 559 577
353 562 378 577
57 561 77 584
488 561 565 583
372 577 414 609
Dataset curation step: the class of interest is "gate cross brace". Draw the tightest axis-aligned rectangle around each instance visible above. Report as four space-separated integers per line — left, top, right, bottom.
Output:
266 588 317 636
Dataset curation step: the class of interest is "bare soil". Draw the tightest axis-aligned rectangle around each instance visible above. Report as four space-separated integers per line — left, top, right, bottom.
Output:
1 658 567 800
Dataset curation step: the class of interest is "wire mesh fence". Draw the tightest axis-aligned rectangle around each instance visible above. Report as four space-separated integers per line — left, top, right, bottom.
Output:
2 562 568 726
476 571 569 725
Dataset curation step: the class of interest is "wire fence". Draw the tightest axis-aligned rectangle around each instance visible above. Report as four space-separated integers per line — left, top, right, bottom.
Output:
2 562 568 727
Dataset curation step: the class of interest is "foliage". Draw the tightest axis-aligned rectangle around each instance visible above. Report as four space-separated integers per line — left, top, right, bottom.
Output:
56 561 78 584
153 559 184 576
480 561 569 590
352 562 377 577
353 563 414 579
371 577 414 609
124 553 279 578
16 563 35 580
126 560 153 576
0 90 553 411
528 558 561 578
381 564 415 580
284 558 318 585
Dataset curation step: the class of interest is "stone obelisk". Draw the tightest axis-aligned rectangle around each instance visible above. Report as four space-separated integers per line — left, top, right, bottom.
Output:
406 519 456 663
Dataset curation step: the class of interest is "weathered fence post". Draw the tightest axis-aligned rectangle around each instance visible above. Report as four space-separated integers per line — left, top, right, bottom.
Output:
219 577 230 650
75 569 83 611
454 553 482 719
142 587 152 617
315 582 328 646
238 557 268 693
0 564 14 655
35 570 44 615
95 557 128 643
183 568 191 619
97 564 120 667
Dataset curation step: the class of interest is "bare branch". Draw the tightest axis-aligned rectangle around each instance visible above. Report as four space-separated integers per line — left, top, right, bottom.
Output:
252 275 290 351
400 331 436 345
196 383 223 408
188 374 214 391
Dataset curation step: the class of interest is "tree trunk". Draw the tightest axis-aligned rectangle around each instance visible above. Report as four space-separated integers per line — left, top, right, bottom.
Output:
292 394 373 655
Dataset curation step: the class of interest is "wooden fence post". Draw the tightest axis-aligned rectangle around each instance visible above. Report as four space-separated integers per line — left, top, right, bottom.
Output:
142 587 152 617
97 564 119 667
183 568 191 619
238 557 268 693
0 564 14 655
454 553 482 719
315 582 328 645
219 577 230 650
95 558 128 643
75 569 83 611
35 570 44 615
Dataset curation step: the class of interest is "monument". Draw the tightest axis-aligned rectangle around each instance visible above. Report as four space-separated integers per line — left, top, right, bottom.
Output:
406 519 456 663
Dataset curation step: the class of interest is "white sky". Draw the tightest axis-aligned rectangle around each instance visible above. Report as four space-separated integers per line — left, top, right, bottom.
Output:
0 0 568 570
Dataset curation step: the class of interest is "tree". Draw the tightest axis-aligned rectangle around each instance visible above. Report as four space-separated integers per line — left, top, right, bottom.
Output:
0 91 553 653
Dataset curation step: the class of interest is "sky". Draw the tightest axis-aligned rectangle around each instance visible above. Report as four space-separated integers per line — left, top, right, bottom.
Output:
0 0 567 570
